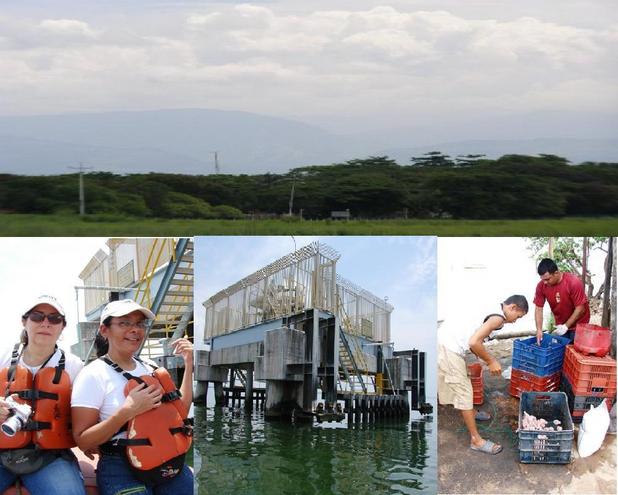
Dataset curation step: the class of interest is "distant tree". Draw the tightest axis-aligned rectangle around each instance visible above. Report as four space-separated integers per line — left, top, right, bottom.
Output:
345 156 398 167
410 151 454 167
538 154 570 165
455 154 485 167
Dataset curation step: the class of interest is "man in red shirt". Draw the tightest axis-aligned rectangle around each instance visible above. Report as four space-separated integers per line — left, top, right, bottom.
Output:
534 258 590 344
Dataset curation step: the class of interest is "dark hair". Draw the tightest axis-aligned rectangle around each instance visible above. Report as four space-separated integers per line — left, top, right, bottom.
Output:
503 295 529 313
95 316 113 357
537 258 558 276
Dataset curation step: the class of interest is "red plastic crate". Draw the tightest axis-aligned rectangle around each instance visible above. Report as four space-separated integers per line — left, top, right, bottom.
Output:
509 368 561 398
574 323 611 357
561 373 615 416
468 363 484 405
562 345 617 396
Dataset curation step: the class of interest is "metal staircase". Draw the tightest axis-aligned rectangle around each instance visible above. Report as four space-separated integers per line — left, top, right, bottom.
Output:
338 331 367 394
137 238 194 358
336 294 375 395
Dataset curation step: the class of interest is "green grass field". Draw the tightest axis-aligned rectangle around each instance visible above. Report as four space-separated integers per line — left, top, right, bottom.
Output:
0 214 616 236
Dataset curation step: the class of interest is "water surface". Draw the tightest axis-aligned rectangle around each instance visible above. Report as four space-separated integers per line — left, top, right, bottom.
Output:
194 402 436 495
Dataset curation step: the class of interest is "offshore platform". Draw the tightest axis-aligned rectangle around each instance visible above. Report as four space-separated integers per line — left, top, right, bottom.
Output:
195 242 432 422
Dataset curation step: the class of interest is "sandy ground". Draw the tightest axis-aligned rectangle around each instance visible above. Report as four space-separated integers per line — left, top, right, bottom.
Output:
438 339 617 494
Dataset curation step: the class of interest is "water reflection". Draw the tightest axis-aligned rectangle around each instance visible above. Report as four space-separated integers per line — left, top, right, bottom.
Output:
195 406 436 495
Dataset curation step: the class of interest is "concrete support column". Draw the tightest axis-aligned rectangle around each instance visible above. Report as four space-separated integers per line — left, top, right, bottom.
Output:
214 381 225 407
194 380 208 404
265 381 303 419
245 365 254 411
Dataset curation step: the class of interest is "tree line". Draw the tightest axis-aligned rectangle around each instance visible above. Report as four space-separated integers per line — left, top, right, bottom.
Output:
1 153 617 219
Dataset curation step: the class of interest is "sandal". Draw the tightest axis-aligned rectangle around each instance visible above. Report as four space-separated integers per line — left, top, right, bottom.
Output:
470 439 502 455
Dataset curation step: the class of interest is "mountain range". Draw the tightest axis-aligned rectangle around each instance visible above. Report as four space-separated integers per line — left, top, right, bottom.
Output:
0 109 616 175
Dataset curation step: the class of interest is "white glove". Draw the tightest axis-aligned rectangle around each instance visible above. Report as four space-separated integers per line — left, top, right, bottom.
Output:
554 324 569 336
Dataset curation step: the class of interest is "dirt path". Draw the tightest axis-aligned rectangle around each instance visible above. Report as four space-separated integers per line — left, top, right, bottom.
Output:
438 339 617 494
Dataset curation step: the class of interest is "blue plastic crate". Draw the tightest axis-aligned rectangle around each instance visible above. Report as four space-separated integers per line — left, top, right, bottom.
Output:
512 333 570 376
518 391 574 464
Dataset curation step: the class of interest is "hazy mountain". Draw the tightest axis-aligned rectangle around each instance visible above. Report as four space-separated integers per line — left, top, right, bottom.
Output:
0 109 368 175
0 109 616 175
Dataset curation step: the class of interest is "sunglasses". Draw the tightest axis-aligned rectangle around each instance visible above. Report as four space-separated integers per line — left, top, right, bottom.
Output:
27 311 64 325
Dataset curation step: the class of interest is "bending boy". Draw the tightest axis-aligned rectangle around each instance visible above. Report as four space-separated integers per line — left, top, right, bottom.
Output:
438 295 528 455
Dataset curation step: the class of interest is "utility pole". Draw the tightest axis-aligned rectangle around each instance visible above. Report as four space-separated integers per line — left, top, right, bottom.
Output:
68 162 92 216
288 173 296 216
211 151 220 174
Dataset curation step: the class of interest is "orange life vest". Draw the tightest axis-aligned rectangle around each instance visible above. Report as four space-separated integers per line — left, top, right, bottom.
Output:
0 344 75 450
102 357 192 472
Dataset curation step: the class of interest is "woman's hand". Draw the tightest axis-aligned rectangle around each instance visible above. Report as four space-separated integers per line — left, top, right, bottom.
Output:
171 337 193 366
120 383 163 419
0 394 18 423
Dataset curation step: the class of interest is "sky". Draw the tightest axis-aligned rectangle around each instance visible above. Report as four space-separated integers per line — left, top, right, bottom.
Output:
194 235 437 394
438 237 608 336
0 237 108 350
1 1 616 136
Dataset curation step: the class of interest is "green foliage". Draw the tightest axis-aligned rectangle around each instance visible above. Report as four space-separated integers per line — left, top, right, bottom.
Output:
526 237 609 273
411 151 454 167
0 153 617 220
210 204 244 219
160 192 214 219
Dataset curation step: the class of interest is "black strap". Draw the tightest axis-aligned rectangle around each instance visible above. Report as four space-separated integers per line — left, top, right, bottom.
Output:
4 343 23 398
17 390 58 401
24 420 52 432
101 356 182 402
102 438 151 448
133 355 157 373
483 313 505 328
162 390 182 403
52 350 66 384
169 425 193 437
101 356 146 385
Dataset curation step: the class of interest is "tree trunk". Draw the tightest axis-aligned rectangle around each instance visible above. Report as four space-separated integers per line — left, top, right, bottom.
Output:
492 329 536 340
602 237 613 328
609 237 616 359
583 237 589 297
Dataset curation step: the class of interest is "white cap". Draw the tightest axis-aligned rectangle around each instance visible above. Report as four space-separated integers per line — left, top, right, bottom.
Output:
23 295 66 317
100 299 155 323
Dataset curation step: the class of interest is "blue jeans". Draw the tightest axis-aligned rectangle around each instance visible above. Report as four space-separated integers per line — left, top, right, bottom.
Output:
96 453 193 495
0 454 86 495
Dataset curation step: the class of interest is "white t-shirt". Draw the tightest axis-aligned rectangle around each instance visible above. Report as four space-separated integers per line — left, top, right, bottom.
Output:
71 356 156 439
438 308 505 356
0 345 83 383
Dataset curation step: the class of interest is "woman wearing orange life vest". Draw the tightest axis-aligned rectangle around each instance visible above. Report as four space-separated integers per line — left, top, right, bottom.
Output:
71 299 194 495
0 295 86 495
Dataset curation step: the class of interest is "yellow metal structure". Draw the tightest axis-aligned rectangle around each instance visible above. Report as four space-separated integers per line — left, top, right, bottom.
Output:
133 239 194 359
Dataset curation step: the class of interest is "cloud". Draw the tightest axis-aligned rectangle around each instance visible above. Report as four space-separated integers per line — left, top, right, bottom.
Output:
39 19 98 38
0 4 615 123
